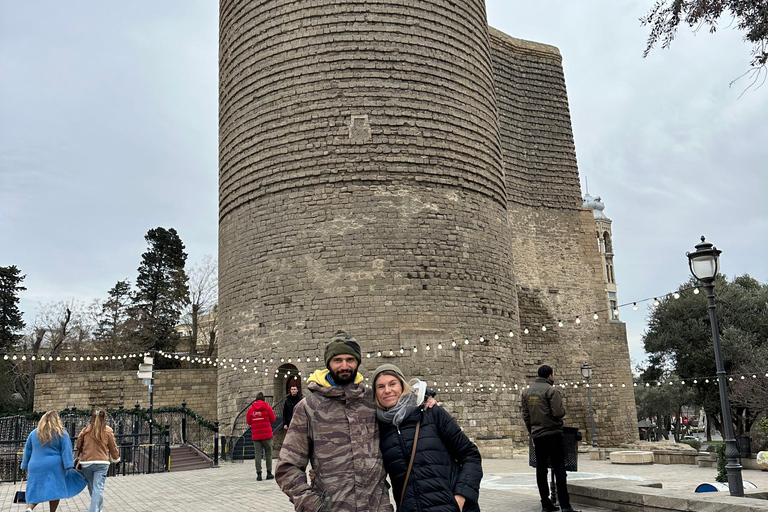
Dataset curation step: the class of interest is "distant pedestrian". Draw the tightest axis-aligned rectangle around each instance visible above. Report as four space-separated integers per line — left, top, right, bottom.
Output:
76 408 120 512
282 385 303 431
247 392 276 481
521 365 580 512
20 410 87 512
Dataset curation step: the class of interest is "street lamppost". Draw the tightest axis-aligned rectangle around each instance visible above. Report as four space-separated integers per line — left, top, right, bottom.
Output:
580 362 597 447
687 236 744 497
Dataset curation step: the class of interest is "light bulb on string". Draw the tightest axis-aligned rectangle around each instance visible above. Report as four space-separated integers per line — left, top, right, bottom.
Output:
426 344 430 351
377 351 382 357
464 339 469 345
673 292 680 299
508 330 514 337
523 328 529 334
693 288 700 294
494 333 499 340
632 303 638 310
479 336 485 343
437 342 442 349
593 312 598 320
400 347 404 354
653 298 659 306
451 340 457 347
575 317 581 324
413 346 418 353
366 353 371 358
389 350 394 356
541 325 547 331
557 320 563 327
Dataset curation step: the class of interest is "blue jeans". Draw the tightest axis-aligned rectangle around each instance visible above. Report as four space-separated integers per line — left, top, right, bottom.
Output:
81 464 109 512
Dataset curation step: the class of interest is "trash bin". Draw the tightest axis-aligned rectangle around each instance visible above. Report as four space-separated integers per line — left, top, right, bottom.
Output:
695 481 756 493
529 427 582 472
738 436 751 458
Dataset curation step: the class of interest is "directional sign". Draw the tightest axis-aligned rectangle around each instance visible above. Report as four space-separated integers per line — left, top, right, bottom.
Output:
137 356 154 381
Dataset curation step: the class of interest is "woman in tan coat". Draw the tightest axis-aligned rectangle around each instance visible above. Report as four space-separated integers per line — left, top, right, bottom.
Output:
76 409 120 512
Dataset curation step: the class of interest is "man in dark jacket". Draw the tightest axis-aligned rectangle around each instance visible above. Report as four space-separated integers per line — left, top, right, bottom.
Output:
283 385 302 431
521 365 580 512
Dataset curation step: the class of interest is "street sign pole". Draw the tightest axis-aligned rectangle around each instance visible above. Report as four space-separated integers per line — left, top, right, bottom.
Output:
137 353 155 472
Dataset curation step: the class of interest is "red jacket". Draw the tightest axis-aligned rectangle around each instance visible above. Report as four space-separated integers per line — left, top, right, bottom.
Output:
246 400 276 440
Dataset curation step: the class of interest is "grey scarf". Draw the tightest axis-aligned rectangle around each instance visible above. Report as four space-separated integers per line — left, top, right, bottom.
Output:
376 379 427 427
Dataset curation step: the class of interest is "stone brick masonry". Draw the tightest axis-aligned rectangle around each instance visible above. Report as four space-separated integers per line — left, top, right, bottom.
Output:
34 369 218 421
217 0 638 456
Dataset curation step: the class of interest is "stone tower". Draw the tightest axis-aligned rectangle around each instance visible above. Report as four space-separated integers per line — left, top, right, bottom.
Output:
584 194 619 319
218 1 638 453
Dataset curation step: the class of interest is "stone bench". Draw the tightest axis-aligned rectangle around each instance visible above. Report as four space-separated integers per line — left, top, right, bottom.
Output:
610 450 654 464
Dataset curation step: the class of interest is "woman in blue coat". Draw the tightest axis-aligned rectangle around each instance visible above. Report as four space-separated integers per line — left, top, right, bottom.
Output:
20 410 87 512
373 364 483 512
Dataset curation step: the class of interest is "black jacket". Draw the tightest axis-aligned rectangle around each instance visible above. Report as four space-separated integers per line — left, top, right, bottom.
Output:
521 377 565 439
282 393 303 429
379 406 482 512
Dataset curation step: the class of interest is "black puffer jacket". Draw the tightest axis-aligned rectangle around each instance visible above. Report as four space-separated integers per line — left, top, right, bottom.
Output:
379 406 482 512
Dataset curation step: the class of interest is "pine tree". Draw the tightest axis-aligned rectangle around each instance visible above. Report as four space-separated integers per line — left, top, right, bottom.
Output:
94 279 132 352
0 265 26 350
131 228 190 352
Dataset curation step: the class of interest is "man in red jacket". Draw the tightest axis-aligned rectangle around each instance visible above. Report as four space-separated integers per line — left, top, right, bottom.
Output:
247 392 276 481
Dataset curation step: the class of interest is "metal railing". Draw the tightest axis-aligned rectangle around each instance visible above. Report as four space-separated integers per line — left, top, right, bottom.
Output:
0 402 217 482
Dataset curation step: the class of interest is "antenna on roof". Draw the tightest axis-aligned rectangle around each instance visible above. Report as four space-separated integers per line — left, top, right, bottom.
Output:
585 176 589 194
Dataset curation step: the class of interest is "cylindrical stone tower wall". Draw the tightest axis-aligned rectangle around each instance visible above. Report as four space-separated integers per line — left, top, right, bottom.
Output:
218 0 523 445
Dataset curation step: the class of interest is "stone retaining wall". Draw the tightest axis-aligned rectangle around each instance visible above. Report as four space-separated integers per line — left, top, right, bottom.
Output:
34 369 218 421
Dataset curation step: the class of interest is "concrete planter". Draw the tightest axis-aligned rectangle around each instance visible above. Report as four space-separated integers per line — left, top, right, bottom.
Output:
757 451 768 471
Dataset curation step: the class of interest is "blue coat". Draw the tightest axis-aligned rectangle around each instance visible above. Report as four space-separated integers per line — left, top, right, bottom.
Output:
21 429 87 503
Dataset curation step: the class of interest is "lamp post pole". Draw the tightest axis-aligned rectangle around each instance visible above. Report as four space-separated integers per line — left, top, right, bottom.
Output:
581 362 598 447
687 236 743 497
704 281 743 496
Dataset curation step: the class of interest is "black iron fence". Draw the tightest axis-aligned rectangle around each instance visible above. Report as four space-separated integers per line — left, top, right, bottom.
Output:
0 402 216 483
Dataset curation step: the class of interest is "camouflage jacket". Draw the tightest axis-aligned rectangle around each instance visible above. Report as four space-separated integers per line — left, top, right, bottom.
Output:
275 371 394 512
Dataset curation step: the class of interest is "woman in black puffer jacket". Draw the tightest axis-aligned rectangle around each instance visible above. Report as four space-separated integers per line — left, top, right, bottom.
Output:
372 364 482 512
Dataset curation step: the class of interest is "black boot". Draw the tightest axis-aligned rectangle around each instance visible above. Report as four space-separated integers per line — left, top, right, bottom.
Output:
266 471 274 480
560 508 581 512
256 472 263 481
541 499 559 512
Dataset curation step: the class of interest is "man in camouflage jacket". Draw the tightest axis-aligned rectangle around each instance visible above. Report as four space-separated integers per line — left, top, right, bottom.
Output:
275 333 394 512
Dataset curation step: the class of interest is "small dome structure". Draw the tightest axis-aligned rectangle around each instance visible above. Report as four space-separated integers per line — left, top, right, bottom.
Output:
583 194 608 220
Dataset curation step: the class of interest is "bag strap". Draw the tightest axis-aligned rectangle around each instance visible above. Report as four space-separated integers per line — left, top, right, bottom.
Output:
399 420 421 505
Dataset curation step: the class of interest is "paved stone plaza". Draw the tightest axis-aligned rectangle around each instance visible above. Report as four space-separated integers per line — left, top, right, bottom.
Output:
3 455 768 511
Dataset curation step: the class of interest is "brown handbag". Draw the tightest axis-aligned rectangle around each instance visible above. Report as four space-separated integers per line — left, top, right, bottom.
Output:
399 420 421 505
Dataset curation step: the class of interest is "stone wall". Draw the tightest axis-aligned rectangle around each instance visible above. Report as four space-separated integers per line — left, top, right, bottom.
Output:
34 369 218 422
490 28 638 446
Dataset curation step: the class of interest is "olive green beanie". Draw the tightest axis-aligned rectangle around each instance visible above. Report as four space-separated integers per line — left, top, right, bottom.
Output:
324 332 362 368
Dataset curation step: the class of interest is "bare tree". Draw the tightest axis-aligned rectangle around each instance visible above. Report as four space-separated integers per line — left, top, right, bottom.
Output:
13 300 90 409
182 255 218 355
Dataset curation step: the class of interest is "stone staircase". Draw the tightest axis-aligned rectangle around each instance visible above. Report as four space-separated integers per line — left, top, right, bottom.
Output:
169 444 214 472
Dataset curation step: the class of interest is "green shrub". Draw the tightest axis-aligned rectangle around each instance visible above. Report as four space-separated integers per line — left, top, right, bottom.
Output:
759 418 768 437
679 439 702 451
716 443 727 483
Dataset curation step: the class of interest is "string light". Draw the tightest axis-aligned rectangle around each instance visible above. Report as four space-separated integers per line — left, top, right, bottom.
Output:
632 303 638 310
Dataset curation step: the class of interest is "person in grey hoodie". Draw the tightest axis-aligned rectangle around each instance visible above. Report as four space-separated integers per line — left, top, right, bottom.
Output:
521 365 580 512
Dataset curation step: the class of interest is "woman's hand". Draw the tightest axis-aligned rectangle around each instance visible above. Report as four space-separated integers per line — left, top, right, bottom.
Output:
454 494 465 511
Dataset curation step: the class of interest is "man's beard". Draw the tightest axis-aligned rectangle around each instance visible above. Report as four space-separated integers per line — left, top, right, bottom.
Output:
330 368 357 385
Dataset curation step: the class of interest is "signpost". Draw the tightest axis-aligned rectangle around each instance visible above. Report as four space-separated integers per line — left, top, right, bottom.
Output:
137 354 155 471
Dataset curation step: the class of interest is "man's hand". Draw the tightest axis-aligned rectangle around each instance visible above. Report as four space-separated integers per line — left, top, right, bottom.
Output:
424 396 441 409
455 494 465 511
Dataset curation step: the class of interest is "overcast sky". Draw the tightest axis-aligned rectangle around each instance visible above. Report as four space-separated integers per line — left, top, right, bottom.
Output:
1 1 766 367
